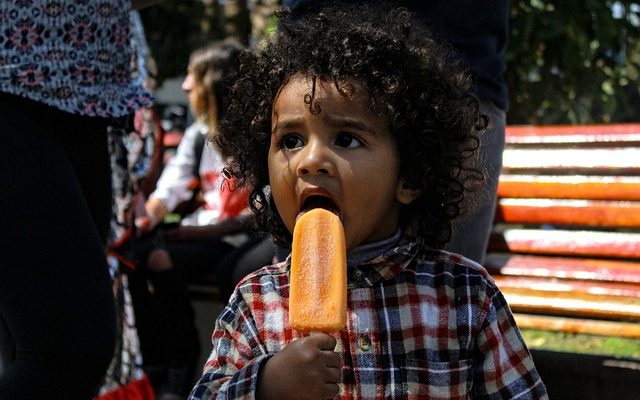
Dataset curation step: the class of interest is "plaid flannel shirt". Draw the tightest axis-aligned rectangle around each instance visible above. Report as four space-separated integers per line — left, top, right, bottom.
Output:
190 237 548 399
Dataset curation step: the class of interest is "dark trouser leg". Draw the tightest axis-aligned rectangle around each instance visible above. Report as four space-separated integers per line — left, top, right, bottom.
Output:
0 93 116 398
132 240 232 395
445 101 506 265
147 268 200 395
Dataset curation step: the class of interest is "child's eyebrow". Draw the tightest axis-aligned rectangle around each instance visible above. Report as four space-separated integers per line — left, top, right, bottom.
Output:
271 118 303 133
323 115 379 136
272 115 378 136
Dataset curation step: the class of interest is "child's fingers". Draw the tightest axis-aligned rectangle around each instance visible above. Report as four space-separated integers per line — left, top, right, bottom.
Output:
321 382 340 399
308 332 337 351
321 350 341 369
323 363 341 383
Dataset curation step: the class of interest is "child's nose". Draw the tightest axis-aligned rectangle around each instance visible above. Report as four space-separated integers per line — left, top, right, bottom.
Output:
296 141 335 176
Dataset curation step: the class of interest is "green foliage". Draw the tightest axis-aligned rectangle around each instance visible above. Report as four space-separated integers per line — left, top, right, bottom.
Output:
507 1 640 124
140 1 262 86
139 0 225 85
140 1 640 124
521 329 640 358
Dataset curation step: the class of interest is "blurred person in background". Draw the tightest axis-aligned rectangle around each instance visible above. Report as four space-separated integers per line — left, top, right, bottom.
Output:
132 41 274 399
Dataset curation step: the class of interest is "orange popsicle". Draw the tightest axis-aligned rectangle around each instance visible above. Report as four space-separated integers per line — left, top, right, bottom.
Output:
289 208 347 333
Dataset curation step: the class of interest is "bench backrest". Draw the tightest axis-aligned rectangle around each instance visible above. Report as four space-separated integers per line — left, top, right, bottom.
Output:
485 124 640 335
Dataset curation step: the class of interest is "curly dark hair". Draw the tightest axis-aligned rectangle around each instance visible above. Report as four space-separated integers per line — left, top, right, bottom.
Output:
216 1 485 249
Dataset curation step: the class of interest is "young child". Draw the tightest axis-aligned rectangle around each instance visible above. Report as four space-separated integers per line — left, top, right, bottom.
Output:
190 2 548 399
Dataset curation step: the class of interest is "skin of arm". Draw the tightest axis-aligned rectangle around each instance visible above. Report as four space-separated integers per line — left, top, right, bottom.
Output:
160 213 254 242
135 123 203 233
134 197 169 233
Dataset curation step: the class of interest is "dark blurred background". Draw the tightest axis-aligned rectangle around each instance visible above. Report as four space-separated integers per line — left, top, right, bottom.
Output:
140 0 640 125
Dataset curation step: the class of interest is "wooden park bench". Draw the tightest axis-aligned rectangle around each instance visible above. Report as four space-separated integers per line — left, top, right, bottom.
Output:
485 124 640 340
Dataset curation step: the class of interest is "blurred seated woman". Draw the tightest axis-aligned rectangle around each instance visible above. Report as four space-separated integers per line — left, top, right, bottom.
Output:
132 41 275 399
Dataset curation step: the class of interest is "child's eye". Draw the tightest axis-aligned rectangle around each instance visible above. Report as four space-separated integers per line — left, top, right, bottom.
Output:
335 133 363 149
280 134 304 150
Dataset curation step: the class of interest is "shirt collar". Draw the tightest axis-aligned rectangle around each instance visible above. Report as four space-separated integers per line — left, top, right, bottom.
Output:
346 231 422 288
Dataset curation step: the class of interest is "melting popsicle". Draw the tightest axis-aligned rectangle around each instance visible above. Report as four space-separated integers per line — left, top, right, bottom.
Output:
289 208 347 333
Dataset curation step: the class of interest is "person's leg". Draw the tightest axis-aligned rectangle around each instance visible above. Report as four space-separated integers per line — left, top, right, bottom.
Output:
61 114 119 243
141 240 232 396
444 101 506 265
125 264 168 389
0 93 116 398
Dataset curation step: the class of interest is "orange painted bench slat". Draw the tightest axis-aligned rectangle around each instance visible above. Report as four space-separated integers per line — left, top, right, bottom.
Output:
493 276 640 298
500 287 640 320
497 175 640 201
512 314 640 339
496 199 640 228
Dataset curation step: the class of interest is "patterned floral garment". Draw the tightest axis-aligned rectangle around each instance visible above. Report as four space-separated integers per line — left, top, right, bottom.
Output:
0 0 151 117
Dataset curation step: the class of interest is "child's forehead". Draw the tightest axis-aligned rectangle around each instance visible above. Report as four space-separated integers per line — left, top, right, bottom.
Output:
271 75 392 137
274 74 375 110
280 73 367 95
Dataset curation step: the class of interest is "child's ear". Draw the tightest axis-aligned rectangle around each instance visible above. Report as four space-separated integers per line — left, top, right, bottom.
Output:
396 180 423 205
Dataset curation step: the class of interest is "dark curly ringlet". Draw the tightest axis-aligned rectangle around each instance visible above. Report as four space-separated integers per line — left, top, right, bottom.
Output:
215 1 486 249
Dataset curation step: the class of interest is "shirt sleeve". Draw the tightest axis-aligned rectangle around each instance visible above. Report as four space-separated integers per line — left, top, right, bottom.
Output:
148 122 203 212
189 292 271 400
472 289 549 399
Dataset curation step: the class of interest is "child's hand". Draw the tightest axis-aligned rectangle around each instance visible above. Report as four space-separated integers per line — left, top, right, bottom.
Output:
257 333 341 400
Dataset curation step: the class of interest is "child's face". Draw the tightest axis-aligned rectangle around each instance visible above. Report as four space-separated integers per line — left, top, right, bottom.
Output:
268 76 419 250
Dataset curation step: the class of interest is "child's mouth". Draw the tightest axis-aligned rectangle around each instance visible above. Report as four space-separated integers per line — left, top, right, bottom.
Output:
300 195 341 218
